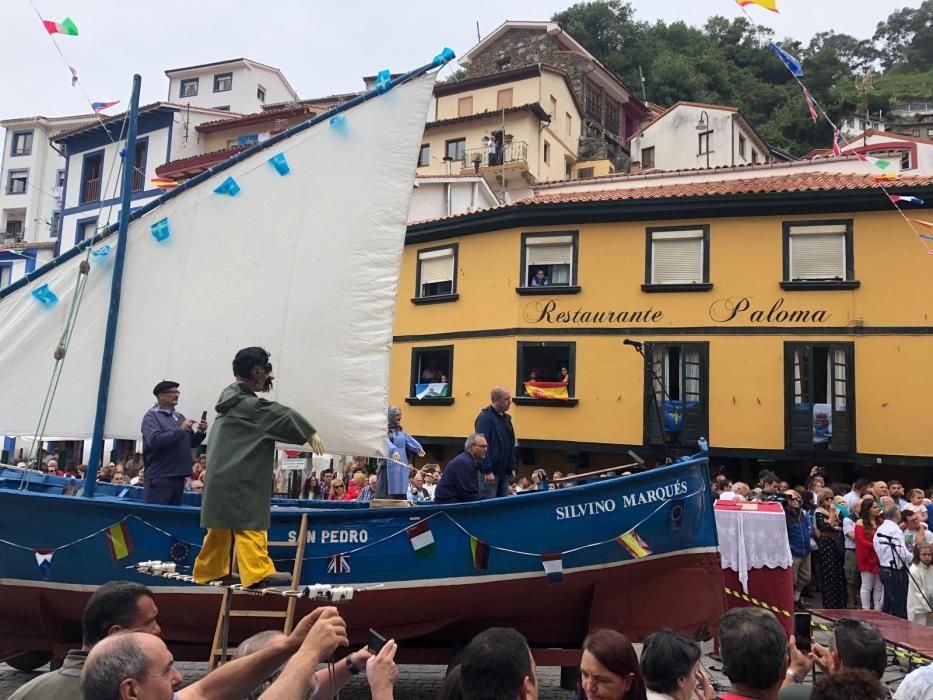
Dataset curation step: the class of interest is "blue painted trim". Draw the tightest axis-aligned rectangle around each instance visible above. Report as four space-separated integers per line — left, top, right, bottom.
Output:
78 149 105 205
56 147 71 257
75 214 99 247
9 130 34 158
0 53 453 302
57 108 176 153
24 249 37 274
165 119 174 163
121 136 149 195
85 74 142 496
63 188 162 217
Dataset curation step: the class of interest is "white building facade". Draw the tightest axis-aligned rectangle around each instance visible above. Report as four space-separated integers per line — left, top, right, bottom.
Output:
165 58 298 114
630 102 771 172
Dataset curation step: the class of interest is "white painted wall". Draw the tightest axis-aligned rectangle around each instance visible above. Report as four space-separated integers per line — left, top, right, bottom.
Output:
167 62 297 115
408 178 500 222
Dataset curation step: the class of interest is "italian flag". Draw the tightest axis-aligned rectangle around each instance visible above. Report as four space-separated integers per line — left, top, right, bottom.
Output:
858 153 893 170
43 17 79 36
407 521 436 559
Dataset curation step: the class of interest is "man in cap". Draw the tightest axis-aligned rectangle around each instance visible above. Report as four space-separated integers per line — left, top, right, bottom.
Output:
193 347 325 589
141 380 207 505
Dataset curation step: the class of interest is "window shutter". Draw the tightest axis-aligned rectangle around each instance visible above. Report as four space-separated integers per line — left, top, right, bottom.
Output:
419 248 454 285
651 230 703 284
789 225 845 280
526 235 573 266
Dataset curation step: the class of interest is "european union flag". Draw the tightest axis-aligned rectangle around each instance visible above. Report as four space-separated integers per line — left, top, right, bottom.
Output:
670 499 685 530
168 538 192 567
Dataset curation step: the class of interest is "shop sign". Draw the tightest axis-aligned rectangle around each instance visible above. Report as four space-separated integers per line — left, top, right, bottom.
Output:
709 297 831 324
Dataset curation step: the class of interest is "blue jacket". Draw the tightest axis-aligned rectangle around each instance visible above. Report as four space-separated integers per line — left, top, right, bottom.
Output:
474 405 516 477
434 450 481 504
141 406 205 479
785 507 813 558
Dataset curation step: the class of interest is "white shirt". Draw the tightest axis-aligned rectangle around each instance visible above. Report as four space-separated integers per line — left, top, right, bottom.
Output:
424 483 436 498
842 517 857 550
843 490 860 512
873 519 911 568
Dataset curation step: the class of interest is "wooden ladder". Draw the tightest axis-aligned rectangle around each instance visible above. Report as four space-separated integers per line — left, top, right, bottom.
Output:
208 513 310 670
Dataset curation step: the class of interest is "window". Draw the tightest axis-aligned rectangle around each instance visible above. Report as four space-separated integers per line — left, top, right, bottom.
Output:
4 220 22 235
782 220 856 289
75 217 98 245
6 169 28 194
49 210 60 238
606 99 620 134
497 89 513 110
643 225 710 291
785 343 854 453
585 81 602 120
79 151 103 204
257 85 266 102
543 140 551 165
414 244 458 302
445 138 466 163
0 264 11 289
641 146 655 169
565 112 572 137
417 144 430 167
751 150 759 164
496 55 511 70
515 342 576 406
577 167 594 179
56 169 65 188
10 131 33 157
644 343 708 446
698 131 711 155
408 346 453 404
213 72 233 92
550 95 558 120
520 232 577 290
179 78 199 98
738 134 746 159
901 151 912 170
131 140 147 192
213 105 231 112
457 96 473 117
928 128 933 138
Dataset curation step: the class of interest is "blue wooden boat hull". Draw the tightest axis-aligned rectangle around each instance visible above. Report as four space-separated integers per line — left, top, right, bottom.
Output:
0 458 725 660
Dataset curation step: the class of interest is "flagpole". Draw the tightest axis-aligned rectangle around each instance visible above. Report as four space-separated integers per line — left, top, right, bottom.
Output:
83 74 141 497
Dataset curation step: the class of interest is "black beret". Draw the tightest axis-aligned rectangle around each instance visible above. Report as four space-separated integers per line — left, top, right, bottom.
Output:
153 380 180 396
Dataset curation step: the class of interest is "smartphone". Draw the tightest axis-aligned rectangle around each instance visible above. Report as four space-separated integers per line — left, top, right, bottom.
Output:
794 612 812 652
368 628 388 654
200 410 207 422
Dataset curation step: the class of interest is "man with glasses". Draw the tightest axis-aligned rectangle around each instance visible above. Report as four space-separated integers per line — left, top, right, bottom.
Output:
141 380 207 505
435 433 487 504
785 490 814 611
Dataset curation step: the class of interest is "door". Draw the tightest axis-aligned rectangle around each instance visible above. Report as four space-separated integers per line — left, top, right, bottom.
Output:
785 343 854 453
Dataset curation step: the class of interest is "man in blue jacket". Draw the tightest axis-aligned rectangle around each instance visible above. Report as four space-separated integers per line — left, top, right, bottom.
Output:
474 386 516 499
784 490 814 610
434 433 487 504
141 380 207 505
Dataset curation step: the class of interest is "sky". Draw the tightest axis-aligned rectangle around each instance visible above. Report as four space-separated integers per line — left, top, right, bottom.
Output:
0 0 924 126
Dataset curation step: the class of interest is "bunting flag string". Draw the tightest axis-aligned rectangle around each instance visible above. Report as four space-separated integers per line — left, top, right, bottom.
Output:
91 100 120 113
34 550 54 579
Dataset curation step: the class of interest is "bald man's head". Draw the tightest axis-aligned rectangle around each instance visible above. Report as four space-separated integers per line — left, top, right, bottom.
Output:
82 631 181 700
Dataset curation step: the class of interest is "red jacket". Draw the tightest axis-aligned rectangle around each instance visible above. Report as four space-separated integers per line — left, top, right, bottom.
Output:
855 522 880 574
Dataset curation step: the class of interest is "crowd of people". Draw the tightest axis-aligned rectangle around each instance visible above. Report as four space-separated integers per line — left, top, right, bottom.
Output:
9 578 931 700
711 469 933 626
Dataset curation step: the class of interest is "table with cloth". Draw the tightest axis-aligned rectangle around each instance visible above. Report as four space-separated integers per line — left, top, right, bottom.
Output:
715 500 794 635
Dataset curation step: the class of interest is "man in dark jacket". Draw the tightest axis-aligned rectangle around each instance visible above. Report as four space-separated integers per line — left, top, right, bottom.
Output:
784 490 814 610
141 380 207 505
434 433 487 504
474 386 516 499
192 347 325 589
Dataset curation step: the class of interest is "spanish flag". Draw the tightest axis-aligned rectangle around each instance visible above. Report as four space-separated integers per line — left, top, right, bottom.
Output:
618 530 652 559
470 536 490 571
106 522 133 560
523 381 569 400
151 177 178 190
735 0 779 11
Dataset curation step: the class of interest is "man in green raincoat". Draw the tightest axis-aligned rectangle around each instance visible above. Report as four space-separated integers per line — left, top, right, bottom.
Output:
193 346 325 589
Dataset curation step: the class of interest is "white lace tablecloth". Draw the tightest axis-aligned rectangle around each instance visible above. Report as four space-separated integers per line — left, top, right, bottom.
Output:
715 505 792 593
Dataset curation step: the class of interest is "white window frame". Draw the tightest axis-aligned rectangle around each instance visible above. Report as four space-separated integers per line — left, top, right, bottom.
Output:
649 229 705 285
417 246 456 298
524 233 575 287
787 223 847 282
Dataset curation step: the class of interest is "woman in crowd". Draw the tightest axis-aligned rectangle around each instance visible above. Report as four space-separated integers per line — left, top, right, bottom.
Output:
640 629 715 700
347 471 366 500
855 497 884 610
301 474 319 500
328 477 353 501
575 628 648 700
531 469 549 492
814 487 848 608
907 542 933 626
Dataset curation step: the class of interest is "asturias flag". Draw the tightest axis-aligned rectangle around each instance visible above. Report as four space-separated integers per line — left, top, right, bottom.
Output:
523 381 569 400
43 17 79 36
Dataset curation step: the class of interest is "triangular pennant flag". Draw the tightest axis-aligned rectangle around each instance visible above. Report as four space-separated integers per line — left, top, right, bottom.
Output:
909 219 933 230
150 218 170 242
375 70 393 94
106 522 133 560
858 153 893 170
91 101 120 113
769 42 803 77
151 177 177 190
670 499 685 529
736 0 779 12
327 553 351 574
831 129 843 157
90 244 112 258
268 153 290 176
31 284 58 307
407 520 436 559
69 66 78 87
540 553 563 584
43 17 79 36
167 538 192 567
214 176 241 197
873 173 898 181
918 233 933 241
34 550 54 579
801 86 818 122
890 195 925 206
470 535 490 570
618 530 652 559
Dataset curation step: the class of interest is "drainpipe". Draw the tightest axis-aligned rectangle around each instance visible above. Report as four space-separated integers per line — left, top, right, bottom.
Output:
731 114 736 167
446 182 452 216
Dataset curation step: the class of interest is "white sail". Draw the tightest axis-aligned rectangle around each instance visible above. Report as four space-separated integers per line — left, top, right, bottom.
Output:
0 73 436 458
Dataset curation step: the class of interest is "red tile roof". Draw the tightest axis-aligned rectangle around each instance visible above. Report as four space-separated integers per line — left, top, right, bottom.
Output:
155 145 250 179
410 172 933 225
196 105 318 133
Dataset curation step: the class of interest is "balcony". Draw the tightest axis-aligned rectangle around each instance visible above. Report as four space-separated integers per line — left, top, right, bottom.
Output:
459 141 534 183
0 230 24 245
82 177 101 204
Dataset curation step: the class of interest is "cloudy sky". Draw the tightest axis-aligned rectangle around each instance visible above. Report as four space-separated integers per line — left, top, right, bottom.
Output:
1 0 923 124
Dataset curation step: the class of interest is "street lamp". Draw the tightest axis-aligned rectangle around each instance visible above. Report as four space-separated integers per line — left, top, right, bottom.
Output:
696 110 711 169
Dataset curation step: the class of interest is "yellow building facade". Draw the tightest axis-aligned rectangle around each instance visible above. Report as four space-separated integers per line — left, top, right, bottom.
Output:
390 174 933 481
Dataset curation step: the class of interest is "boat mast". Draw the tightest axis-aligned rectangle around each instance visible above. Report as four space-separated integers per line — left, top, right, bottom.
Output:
83 74 142 497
